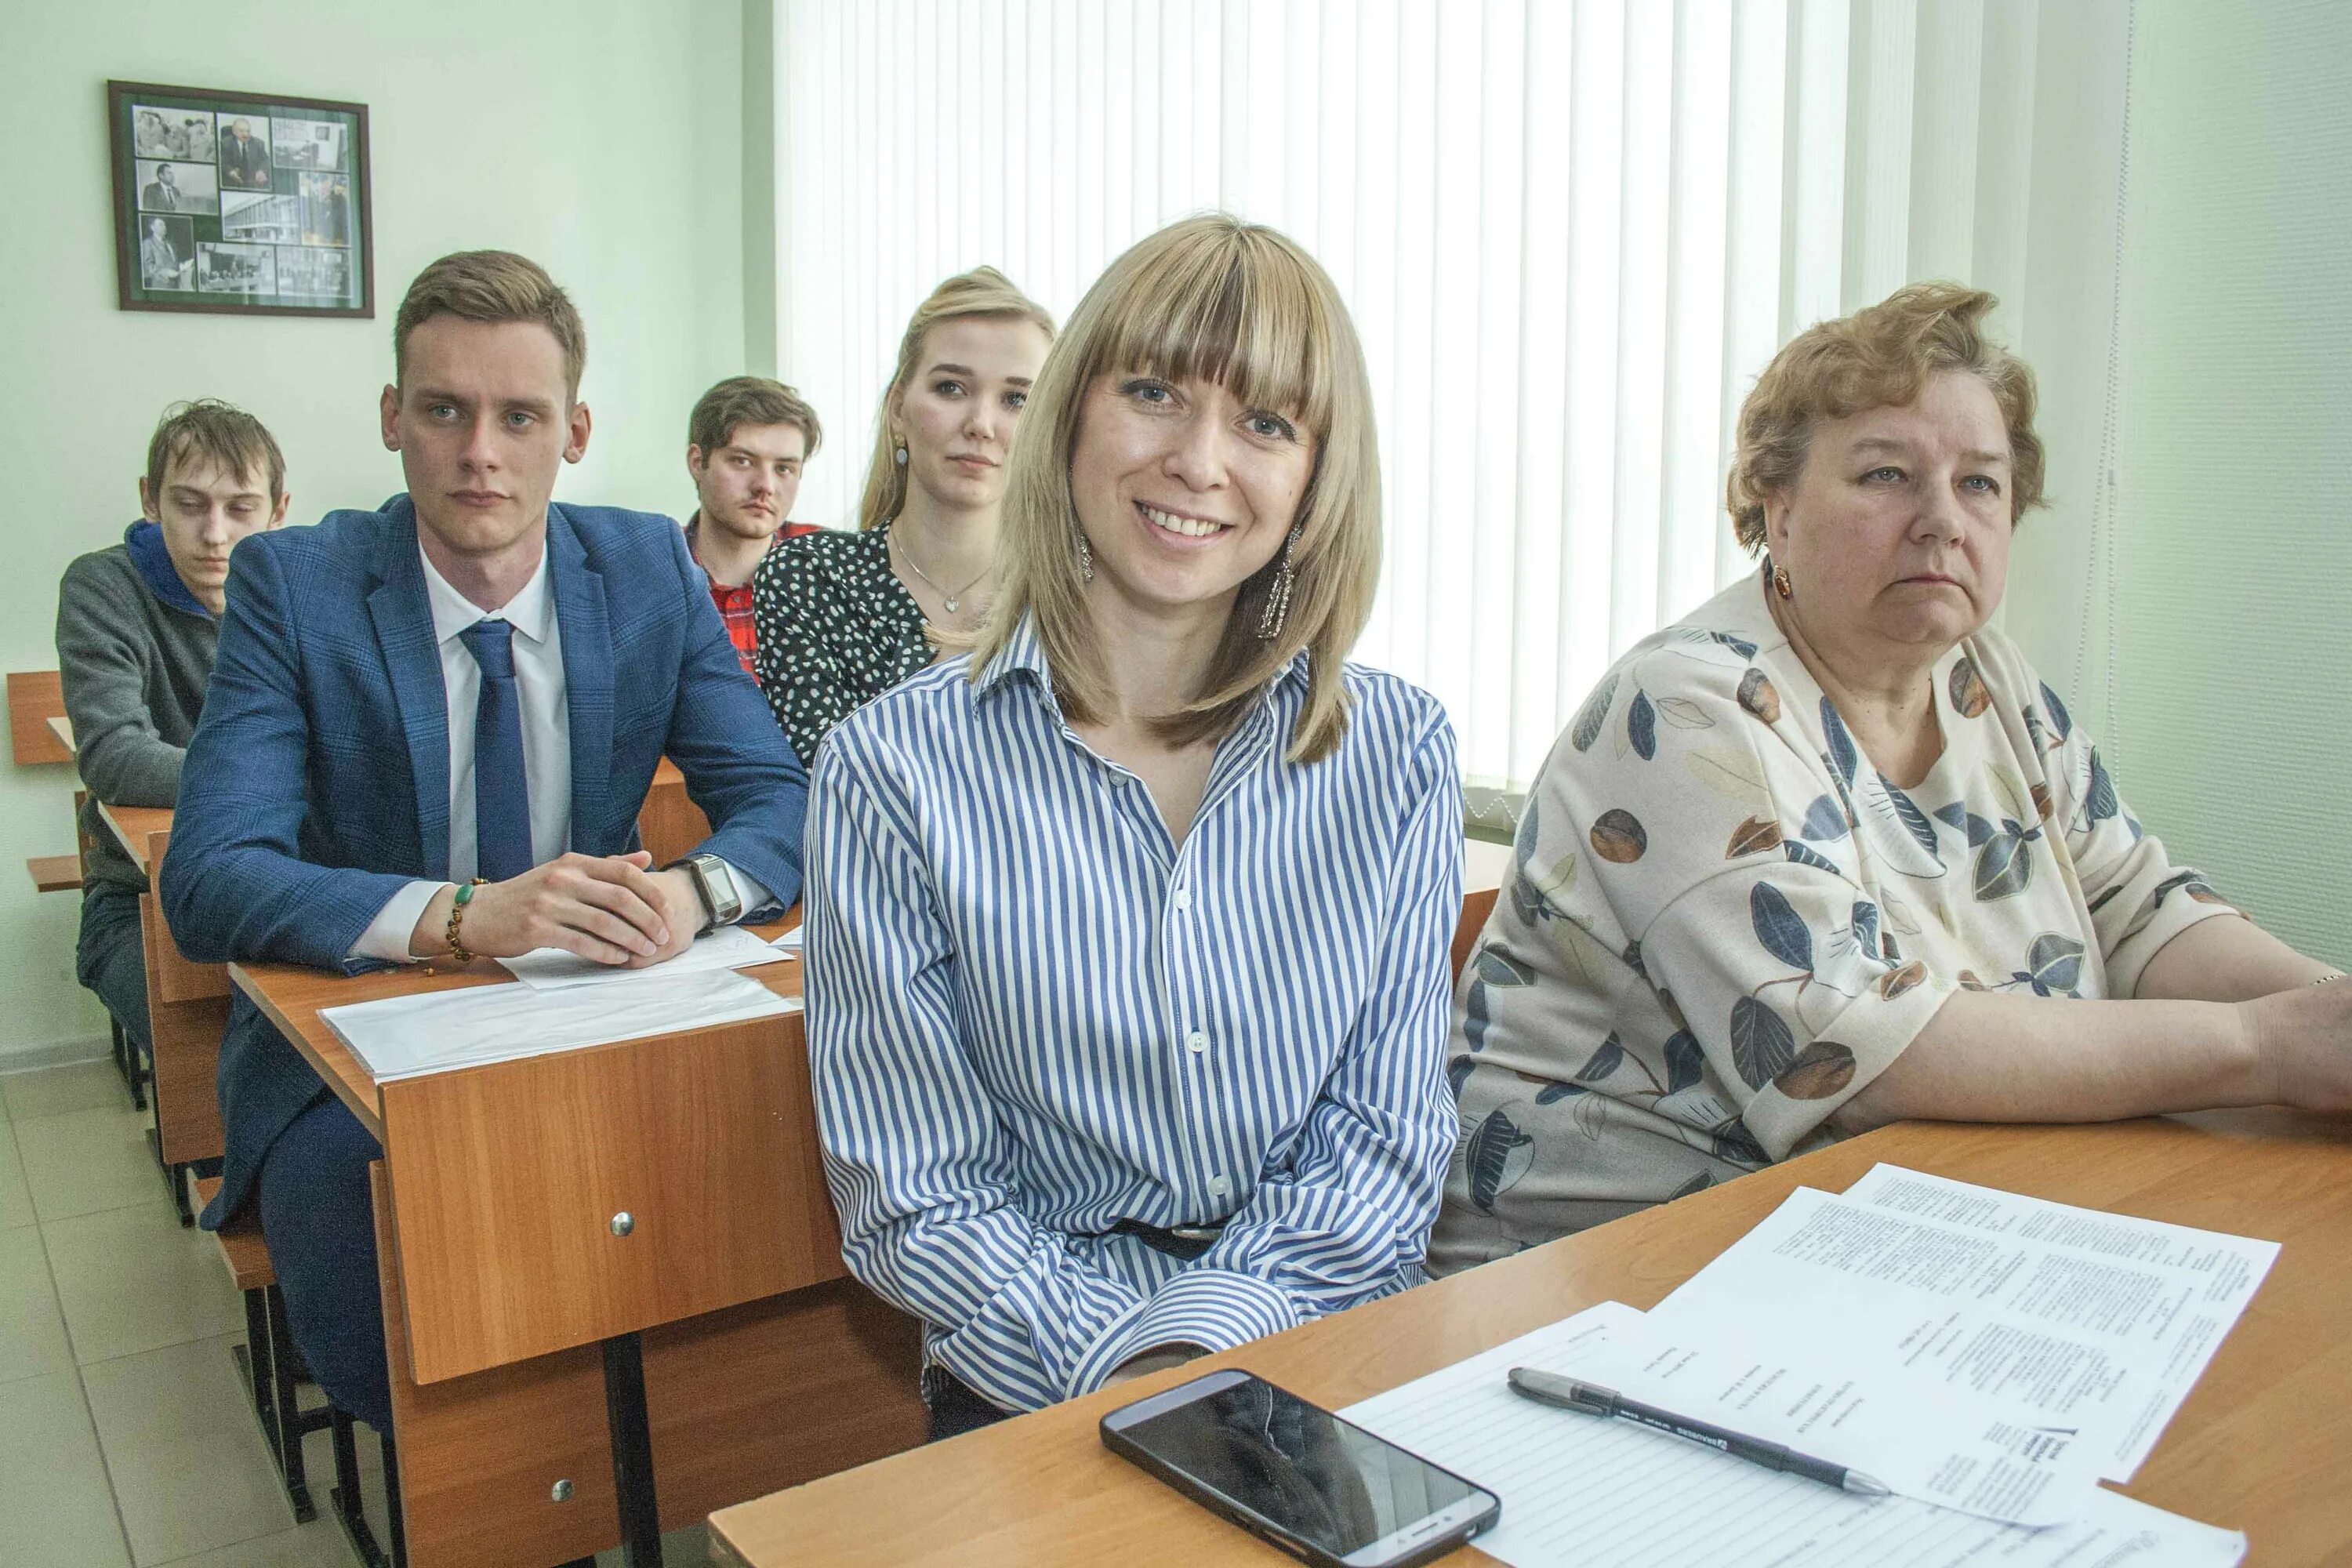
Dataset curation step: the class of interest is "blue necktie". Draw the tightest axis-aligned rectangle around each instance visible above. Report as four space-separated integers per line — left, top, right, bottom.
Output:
459 619 533 882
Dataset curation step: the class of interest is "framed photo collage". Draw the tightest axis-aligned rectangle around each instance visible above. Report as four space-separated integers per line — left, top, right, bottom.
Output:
107 78 373 318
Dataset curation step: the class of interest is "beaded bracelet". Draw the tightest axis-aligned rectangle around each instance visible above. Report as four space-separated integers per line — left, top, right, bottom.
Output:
445 878 488 964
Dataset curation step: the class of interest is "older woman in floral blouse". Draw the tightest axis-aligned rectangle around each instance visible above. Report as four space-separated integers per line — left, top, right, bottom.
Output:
1432 282 2350 1272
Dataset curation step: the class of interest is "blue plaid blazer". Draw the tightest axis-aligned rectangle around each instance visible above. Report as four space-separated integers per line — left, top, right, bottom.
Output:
161 497 808 1225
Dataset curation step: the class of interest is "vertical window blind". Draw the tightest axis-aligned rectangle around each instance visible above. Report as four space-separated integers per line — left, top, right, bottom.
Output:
773 0 2038 791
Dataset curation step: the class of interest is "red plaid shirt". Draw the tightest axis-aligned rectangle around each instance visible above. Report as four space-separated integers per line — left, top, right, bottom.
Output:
688 515 820 674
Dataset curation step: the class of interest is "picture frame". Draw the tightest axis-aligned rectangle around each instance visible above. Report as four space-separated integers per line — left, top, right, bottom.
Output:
107 78 373 318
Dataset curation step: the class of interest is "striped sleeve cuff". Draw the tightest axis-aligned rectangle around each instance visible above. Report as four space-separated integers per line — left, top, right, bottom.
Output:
1067 1267 1301 1399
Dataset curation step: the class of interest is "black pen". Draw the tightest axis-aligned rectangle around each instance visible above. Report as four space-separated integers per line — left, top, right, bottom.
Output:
1507 1367 1891 1497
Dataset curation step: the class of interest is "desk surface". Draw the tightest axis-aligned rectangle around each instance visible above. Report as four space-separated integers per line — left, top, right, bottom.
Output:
96 800 173 878
710 1109 2352 1567
230 915 803 1138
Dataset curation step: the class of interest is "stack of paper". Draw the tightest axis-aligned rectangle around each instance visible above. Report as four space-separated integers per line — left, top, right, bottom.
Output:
322 966 799 1081
1343 1303 2247 1568
1651 1167 2278 1483
1336 1168 2273 1566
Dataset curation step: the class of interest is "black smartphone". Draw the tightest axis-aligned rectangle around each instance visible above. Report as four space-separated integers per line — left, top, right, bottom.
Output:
1101 1368 1501 1568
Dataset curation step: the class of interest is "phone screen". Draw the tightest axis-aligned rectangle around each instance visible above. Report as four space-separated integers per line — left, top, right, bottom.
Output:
1109 1373 1490 1561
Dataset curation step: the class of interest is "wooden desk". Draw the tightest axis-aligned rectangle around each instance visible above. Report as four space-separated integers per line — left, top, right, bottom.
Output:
639 758 712 867
231 919 924 1567
88 761 720 1224
96 802 230 1217
710 1111 2352 1567
47 713 74 755
6 667 73 765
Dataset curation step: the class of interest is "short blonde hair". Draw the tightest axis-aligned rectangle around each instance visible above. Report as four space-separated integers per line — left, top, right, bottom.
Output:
394 250 588 401
1726 281 2045 552
969 213 1382 766
858 267 1056 531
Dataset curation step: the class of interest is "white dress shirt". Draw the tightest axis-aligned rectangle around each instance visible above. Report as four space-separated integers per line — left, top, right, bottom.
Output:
353 542 761 962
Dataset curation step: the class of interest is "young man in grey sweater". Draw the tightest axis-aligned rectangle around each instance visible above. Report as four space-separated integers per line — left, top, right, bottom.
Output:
56 401 289 1059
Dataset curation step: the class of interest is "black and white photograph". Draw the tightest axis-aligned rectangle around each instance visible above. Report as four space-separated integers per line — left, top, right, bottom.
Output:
110 81 372 316
196 240 274 295
131 104 216 163
221 187 303 245
214 113 273 188
273 114 346 170
133 158 219 216
274 243 349 299
298 170 351 245
135 213 194 290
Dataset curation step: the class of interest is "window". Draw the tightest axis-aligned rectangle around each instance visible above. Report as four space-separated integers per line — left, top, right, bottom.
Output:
775 0 2042 789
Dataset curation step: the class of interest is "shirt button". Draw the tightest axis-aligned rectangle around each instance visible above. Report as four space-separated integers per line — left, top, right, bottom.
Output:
1172 887 1192 913
1187 1030 1208 1054
1208 1175 1231 1199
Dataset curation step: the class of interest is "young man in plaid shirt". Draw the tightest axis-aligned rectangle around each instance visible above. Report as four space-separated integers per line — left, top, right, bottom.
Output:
683 376 823 673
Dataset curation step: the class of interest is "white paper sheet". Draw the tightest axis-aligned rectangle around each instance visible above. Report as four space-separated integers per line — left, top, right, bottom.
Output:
497 923 789 989
1652 1180 2277 1483
1842 1164 2279 1308
770 924 803 954
1341 1304 2246 1568
1568 1312 2103 1524
322 967 799 1081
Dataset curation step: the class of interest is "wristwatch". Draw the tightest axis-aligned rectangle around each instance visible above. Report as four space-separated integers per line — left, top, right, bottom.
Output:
674 853 743 933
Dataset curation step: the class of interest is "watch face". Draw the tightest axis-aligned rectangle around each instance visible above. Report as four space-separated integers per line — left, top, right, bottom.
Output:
695 856 742 920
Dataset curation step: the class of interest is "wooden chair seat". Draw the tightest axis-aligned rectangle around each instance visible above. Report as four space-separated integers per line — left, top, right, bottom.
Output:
194 1174 276 1291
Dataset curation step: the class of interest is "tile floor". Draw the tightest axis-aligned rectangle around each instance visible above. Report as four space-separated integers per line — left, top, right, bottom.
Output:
0 1057 711 1567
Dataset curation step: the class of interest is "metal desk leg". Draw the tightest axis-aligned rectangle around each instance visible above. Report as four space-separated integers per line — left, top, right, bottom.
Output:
601 1332 662 1567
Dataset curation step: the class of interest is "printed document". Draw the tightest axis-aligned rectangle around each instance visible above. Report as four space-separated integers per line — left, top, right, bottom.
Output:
1652 1177 2277 1481
1342 1303 2246 1568
498 924 789 989
322 967 798 1081
1568 1311 2102 1524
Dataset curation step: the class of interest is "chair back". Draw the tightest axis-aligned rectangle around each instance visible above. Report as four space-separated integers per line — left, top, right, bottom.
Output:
1450 887 1499 986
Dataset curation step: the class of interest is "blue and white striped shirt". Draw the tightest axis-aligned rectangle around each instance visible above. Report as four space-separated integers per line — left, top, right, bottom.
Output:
803 618 1462 1413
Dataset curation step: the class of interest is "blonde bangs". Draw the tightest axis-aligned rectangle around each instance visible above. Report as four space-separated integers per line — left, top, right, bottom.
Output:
973 214 1384 766
1083 224 1339 437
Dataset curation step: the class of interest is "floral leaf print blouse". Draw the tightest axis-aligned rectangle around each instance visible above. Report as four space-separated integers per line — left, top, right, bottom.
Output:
1428 569 2238 1275
750 526 931 768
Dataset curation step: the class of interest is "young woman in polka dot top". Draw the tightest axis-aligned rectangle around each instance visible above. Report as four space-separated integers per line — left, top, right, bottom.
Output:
750 269 1054 766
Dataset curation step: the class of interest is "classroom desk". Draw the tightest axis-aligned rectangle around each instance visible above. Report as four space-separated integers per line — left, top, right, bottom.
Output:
89 764 714 1225
5 667 73 765
96 800 229 1218
709 1109 2352 1567
230 915 925 1568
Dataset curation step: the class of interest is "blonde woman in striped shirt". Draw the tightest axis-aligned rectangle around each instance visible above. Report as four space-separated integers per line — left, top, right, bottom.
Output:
801 215 1463 1439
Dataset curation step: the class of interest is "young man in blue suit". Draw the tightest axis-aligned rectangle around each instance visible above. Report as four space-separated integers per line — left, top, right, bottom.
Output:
160 250 808 1432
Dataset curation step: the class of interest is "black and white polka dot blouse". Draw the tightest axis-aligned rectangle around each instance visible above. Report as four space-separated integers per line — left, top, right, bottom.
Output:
750 526 932 768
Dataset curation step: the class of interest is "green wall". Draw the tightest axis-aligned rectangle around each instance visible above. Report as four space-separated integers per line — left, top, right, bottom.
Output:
2006 0 2350 967
0 1 753 1060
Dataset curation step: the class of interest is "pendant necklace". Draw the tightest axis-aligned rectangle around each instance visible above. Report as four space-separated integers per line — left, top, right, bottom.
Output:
894 528 993 615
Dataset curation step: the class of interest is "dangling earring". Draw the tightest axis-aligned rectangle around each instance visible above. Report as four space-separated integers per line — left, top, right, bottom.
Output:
1075 527 1094 583
892 439 908 468
1772 560 1793 600
1258 524 1304 641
